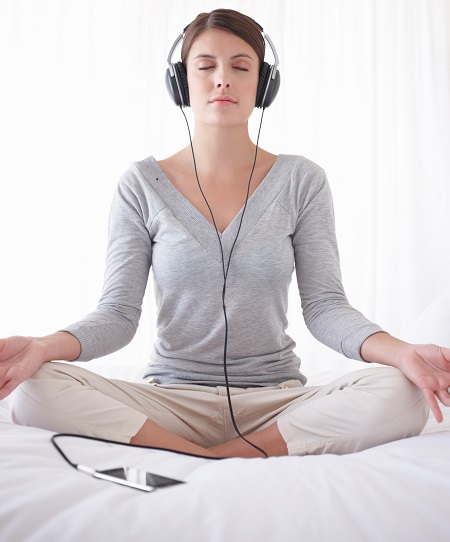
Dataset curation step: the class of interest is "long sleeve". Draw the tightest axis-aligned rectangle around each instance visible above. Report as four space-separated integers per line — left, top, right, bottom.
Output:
63 166 155 361
292 162 383 360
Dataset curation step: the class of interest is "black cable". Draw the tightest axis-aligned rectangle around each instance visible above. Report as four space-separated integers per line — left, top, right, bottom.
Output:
51 433 222 492
50 113 268 470
180 107 268 458
51 433 223 467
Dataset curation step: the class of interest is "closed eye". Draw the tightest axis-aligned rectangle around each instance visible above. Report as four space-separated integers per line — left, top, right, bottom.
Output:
197 66 249 72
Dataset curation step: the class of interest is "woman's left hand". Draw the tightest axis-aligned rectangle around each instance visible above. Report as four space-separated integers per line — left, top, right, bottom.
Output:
361 332 450 422
395 343 450 422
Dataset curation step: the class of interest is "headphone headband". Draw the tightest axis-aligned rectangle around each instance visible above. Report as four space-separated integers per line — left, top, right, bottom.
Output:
166 33 183 77
165 24 281 109
166 30 279 75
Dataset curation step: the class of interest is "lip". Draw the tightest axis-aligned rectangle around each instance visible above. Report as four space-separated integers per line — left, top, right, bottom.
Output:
209 95 237 104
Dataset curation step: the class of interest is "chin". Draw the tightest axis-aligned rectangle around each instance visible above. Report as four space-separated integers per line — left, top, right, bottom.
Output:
194 107 254 128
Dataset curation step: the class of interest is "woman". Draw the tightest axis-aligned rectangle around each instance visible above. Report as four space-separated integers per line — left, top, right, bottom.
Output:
1 9 449 458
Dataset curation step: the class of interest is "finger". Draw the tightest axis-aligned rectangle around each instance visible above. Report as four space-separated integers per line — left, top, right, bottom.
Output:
435 386 450 408
422 388 443 423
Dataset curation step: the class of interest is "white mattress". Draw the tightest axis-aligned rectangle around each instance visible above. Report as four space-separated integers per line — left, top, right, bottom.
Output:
1 408 450 542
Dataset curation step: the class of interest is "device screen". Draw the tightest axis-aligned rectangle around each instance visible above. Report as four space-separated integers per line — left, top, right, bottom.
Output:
94 467 185 491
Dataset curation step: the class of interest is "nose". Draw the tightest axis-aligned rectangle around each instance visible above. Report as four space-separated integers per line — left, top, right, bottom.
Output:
215 66 231 89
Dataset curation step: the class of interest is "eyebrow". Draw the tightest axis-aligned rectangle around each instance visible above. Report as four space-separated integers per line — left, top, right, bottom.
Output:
193 53 254 61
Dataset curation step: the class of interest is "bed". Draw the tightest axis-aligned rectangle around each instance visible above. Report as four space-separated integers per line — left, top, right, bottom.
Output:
1 289 450 542
1 379 450 542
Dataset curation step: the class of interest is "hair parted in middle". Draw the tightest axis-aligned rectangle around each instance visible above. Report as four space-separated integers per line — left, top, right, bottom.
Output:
180 8 265 67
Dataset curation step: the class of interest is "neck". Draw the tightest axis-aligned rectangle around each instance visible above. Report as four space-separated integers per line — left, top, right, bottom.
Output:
189 123 257 175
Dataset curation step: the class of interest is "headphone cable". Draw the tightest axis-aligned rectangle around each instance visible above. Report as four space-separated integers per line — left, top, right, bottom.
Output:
180 107 268 458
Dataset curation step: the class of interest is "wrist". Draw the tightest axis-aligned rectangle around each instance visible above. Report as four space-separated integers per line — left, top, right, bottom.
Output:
360 332 414 368
34 332 81 362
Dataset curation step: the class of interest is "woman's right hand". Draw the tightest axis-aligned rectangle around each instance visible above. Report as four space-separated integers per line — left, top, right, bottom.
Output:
0 332 81 400
0 336 48 400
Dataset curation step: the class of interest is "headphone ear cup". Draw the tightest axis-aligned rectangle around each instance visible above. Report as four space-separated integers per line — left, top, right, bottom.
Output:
165 62 190 107
165 64 181 106
256 62 280 109
174 62 190 107
256 62 270 108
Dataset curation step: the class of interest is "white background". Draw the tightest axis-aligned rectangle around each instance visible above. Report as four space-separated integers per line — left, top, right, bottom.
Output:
1 0 449 380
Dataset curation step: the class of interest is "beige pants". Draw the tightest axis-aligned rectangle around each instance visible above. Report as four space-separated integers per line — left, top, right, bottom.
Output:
10 362 429 456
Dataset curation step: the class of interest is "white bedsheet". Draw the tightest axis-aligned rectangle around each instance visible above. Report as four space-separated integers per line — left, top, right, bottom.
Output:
1 412 450 542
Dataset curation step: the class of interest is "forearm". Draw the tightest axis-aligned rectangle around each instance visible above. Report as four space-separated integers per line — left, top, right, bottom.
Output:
33 331 81 363
360 331 414 369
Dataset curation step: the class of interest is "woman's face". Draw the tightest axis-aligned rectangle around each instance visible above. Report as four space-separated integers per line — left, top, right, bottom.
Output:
185 28 260 127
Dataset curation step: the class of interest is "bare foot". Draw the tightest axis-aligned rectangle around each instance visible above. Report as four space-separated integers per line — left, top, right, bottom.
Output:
209 423 288 458
131 419 218 458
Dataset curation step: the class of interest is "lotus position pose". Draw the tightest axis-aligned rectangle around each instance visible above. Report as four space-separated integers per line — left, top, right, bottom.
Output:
1 9 449 458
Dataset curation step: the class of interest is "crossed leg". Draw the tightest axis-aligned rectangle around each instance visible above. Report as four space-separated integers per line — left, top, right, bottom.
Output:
10 362 428 459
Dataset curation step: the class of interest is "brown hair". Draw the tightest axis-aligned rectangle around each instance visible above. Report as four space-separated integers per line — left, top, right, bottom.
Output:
181 9 265 66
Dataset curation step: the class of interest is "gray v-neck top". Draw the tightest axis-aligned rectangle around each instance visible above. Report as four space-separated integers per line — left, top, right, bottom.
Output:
64 154 382 386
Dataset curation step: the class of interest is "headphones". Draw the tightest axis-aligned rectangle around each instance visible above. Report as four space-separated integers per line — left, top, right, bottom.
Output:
165 21 281 109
